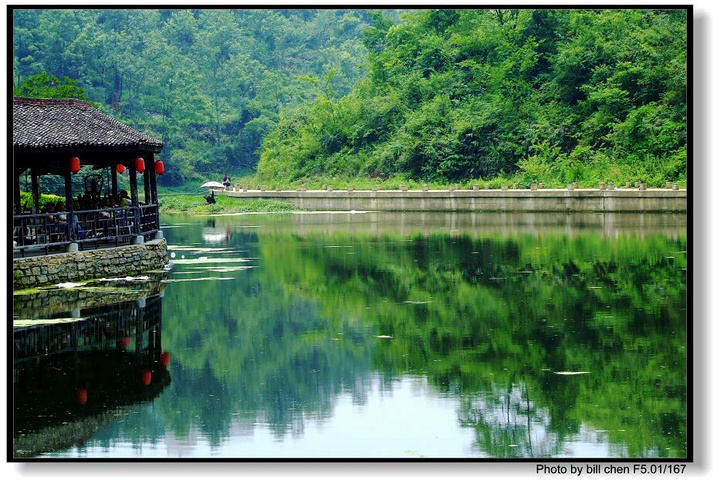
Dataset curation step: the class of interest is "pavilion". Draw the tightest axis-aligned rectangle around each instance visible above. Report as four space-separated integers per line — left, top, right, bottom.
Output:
12 97 165 256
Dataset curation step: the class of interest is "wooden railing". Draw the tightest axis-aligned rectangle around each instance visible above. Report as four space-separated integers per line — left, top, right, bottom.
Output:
13 204 160 257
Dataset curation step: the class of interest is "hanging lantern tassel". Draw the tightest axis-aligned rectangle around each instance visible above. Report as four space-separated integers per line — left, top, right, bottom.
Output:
135 157 145 173
154 160 165 175
117 163 125 174
70 156 81 174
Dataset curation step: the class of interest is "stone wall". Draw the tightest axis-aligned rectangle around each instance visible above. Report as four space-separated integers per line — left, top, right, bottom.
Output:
222 188 687 213
13 239 168 289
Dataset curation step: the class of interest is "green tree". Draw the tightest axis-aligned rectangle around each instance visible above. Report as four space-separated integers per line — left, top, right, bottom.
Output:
14 72 89 100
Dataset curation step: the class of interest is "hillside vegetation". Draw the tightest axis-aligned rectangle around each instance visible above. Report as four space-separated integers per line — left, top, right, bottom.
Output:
13 8 687 190
13 8 382 187
258 9 687 188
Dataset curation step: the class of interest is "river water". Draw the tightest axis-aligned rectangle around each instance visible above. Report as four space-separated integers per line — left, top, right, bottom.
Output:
12 211 687 459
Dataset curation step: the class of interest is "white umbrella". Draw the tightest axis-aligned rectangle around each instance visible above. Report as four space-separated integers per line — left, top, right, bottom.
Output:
201 181 225 189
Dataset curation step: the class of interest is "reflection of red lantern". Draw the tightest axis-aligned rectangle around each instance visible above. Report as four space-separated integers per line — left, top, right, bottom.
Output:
122 337 130 347
160 352 170 367
142 369 152 386
70 156 81 174
135 157 145 173
117 163 125 174
154 160 165 175
77 388 88 405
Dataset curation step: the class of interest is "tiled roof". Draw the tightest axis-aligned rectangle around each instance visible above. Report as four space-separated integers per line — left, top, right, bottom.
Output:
13 97 163 152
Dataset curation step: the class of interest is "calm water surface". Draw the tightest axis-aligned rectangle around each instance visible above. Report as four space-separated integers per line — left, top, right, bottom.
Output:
12 212 687 459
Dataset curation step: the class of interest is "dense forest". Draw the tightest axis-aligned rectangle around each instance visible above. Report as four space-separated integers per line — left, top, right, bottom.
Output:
13 8 687 188
259 8 687 187
13 8 381 186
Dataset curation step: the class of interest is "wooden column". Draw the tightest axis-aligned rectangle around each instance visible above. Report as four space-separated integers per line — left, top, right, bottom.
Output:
129 158 140 236
129 158 138 205
143 153 152 204
64 169 76 242
14 169 22 215
149 154 159 205
112 165 118 198
31 171 40 214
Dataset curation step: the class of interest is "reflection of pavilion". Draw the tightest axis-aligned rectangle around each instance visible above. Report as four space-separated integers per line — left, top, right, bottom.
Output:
13 285 170 458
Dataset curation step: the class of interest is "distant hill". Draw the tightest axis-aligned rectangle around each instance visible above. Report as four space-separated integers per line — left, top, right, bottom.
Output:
13 8 390 185
257 8 687 187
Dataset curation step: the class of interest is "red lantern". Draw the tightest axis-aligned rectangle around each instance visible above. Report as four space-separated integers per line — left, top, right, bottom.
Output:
76 388 88 405
122 337 130 347
70 156 81 174
117 163 125 174
141 369 152 386
154 160 165 175
135 157 145 173
160 352 170 367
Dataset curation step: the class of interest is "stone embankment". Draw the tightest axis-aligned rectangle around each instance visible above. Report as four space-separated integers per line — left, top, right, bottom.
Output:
13 239 168 289
222 185 686 213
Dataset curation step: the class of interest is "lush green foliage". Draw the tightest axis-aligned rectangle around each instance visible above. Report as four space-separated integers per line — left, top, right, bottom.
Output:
14 72 93 102
18 191 64 212
14 9 687 190
158 193 295 215
258 9 687 187
13 8 382 186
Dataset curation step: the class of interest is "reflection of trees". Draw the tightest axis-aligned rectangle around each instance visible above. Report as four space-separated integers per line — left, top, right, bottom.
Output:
158 248 375 445
459 384 562 458
159 220 686 457
256 230 686 458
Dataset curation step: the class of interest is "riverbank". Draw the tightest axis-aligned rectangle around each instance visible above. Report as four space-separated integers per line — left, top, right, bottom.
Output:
157 194 295 215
